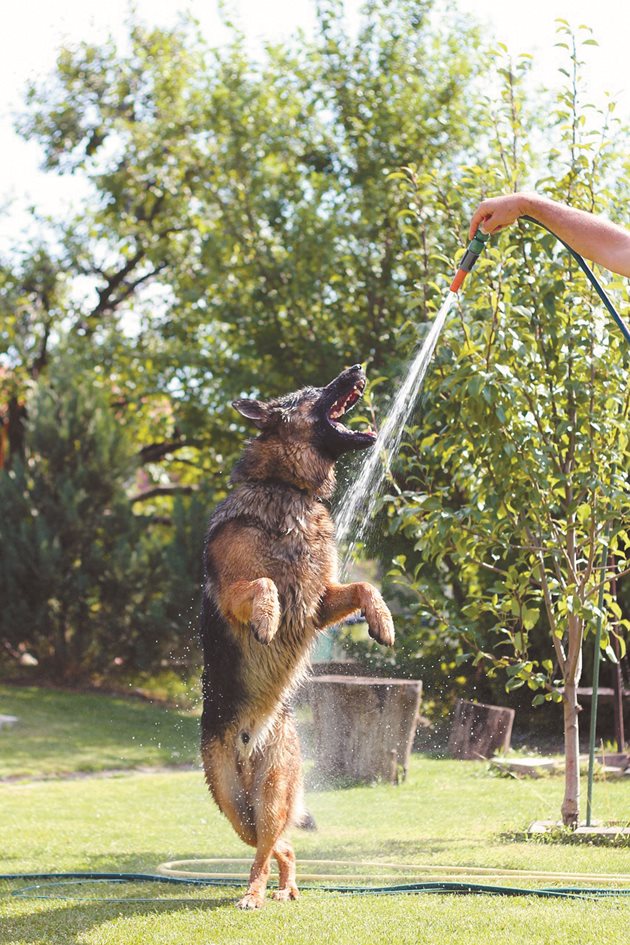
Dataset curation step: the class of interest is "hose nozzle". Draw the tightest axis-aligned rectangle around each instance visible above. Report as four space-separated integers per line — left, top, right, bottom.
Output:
450 227 490 293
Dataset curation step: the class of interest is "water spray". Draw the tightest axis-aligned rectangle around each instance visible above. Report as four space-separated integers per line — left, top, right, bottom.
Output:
335 228 492 566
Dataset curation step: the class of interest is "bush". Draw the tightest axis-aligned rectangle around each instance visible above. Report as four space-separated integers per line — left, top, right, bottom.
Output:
0 360 204 682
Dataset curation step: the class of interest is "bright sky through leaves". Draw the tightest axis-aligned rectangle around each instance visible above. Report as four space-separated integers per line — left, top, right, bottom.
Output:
0 0 628 246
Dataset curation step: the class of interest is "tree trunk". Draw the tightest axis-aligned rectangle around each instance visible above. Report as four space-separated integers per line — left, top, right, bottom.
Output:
447 699 515 760
610 564 625 753
561 681 580 827
53 609 69 680
7 396 26 466
309 675 422 784
561 613 583 827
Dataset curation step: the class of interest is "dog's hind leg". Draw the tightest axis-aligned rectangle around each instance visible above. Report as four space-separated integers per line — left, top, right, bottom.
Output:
236 766 294 910
237 720 301 910
271 839 299 902
201 738 258 847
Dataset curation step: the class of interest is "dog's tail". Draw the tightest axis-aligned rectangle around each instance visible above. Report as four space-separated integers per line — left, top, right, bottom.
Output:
294 808 317 831
292 783 317 829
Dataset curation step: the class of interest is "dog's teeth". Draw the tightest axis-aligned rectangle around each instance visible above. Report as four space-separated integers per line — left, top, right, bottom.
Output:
330 386 363 422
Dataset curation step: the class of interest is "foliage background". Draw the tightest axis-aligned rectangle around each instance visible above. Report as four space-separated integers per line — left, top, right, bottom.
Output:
0 1 628 725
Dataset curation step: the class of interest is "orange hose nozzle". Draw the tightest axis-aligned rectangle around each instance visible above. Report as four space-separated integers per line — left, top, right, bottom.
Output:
449 269 467 293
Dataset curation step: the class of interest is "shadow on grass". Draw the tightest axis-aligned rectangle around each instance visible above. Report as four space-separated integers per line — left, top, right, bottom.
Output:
1 852 244 945
1 897 232 945
500 827 630 848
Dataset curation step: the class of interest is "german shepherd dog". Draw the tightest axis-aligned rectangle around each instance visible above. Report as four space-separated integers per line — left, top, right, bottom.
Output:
200 364 395 909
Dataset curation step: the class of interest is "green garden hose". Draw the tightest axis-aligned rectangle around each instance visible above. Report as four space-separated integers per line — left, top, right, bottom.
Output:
2 865 630 903
451 215 630 344
156 857 630 885
521 215 630 344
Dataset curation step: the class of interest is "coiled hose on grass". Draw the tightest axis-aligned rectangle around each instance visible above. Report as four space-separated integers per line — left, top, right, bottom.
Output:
2 860 630 903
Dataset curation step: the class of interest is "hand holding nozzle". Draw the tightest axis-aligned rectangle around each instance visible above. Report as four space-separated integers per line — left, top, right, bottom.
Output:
450 228 490 293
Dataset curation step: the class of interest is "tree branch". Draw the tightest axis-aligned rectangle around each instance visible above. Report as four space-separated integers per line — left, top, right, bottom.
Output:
586 565 630 600
138 438 199 464
89 248 145 319
130 484 198 503
525 525 567 675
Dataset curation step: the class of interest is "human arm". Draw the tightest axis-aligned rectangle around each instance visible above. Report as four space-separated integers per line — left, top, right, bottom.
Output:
468 192 630 278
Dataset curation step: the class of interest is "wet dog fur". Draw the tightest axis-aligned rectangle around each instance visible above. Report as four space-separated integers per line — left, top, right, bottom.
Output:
200 364 395 909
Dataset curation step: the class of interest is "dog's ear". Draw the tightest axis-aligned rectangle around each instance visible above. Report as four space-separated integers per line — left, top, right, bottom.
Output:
232 398 273 429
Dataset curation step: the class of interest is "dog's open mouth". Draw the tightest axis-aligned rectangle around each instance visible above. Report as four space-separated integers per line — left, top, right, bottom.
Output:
325 375 377 442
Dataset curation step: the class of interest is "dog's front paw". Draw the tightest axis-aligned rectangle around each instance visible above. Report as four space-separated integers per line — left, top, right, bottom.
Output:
367 612 395 647
250 616 278 645
362 591 395 647
250 578 280 644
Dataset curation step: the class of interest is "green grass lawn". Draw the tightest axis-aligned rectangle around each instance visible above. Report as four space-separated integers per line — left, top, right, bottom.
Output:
0 685 199 777
1 686 629 944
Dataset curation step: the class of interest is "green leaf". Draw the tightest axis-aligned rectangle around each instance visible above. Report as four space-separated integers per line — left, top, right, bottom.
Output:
576 503 591 525
604 644 619 664
522 606 540 630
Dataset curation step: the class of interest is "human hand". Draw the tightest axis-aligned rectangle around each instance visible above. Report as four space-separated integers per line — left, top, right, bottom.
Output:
468 193 531 239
